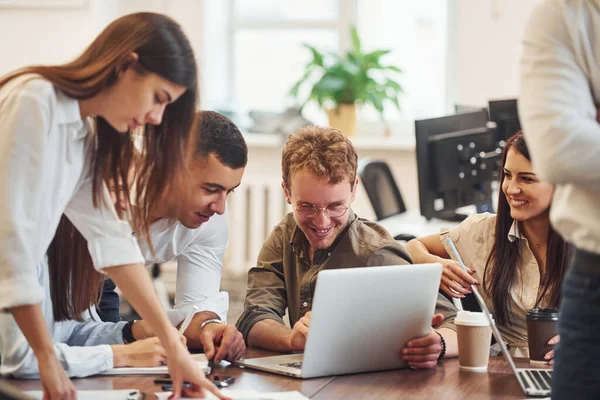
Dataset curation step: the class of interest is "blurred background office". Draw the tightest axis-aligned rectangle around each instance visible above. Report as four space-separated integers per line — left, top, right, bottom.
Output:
0 0 538 322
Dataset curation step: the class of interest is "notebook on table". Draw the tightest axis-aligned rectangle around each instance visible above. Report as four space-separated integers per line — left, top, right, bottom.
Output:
98 353 212 376
23 390 143 400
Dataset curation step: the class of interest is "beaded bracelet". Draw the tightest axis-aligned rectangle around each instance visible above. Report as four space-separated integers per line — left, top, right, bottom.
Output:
434 330 446 360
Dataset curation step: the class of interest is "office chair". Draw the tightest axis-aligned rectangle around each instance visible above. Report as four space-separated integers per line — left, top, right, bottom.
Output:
357 159 416 242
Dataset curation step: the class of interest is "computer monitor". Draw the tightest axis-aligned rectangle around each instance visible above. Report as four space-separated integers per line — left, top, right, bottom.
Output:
415 111 502 221
488 99 521 142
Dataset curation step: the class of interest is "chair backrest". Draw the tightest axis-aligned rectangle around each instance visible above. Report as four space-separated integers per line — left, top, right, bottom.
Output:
358 159 407 220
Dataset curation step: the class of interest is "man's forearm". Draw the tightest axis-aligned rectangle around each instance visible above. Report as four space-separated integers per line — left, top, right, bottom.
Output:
247 319 294 352
438 327 458 358
181 311 220 350
131 310 221 343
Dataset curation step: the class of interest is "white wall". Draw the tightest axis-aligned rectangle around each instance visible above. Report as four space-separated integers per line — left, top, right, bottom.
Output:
0 0 542 117
116 0 205 100
0 0 204 85
0 0 115 75
451 0 541 107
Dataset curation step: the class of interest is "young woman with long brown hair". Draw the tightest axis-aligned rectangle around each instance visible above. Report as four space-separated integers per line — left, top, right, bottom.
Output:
0 13 225 400
406 131 571 361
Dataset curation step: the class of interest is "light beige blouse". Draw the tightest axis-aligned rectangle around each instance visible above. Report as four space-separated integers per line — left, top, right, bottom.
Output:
440 213 553 357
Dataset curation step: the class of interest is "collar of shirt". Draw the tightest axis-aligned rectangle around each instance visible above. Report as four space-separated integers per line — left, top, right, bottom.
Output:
289 210 357 264
149 217 180 233
507 220 525 243
55 88 88 138
132 217 179 239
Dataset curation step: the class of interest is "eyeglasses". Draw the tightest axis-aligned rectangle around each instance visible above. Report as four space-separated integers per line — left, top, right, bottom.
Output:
293 203 349 219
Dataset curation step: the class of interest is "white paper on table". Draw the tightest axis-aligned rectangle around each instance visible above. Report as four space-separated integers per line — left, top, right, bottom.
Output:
259 392 311 400
155 389 310 400
98 353 220 376
24 389 142 400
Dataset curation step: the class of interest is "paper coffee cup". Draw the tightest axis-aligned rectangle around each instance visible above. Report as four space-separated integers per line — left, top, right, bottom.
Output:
526 308 559 365
455 311 492 372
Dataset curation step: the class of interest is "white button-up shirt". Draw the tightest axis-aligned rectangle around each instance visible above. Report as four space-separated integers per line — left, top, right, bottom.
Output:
0 76 144 310
140 211 230 325
0 257 127 378
520 0 600 253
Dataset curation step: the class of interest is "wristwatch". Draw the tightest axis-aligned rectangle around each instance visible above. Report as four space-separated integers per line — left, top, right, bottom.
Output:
200 318 227 331
122 320 137 344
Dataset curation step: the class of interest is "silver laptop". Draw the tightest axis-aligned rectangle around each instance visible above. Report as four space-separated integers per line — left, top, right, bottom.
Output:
446 238 552 398
471 286 552 397
236 263 443 378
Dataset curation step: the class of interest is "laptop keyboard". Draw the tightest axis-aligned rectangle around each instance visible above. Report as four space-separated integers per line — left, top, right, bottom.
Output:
519 369 552 392
279 361 303 369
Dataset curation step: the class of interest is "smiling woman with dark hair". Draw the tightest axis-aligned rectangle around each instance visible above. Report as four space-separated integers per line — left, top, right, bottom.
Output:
406 131 571 362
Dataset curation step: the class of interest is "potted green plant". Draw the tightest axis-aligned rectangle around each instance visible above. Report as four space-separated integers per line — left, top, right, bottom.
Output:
289 25 403 136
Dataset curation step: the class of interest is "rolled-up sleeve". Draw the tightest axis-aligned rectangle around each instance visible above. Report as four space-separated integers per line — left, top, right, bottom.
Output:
1 339 114 379
173 219 228 319
0 309 119 379
166 292 229 327
66 307 128 346
236 229 288 342
0 84 50 310
64 178 144 271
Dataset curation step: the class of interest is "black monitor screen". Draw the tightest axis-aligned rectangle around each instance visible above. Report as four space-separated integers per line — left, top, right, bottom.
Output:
415 111 501 221
430 128 496 190
489 99 521 142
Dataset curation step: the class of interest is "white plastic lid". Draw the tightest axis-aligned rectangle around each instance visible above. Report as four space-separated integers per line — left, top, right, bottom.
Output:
455 311 492 327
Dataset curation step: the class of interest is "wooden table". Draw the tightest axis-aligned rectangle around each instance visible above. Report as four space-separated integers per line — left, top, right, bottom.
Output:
4 350 549 399
311 357 546 400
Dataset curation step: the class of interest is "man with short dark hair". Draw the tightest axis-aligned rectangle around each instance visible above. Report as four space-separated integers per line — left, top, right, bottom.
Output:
102 111 247 363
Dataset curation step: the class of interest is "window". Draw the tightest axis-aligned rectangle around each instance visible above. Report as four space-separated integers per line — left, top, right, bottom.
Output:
356 0 449 122
202 0 449 134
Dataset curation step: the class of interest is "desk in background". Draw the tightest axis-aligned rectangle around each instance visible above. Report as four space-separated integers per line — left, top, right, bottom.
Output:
377 209 460 240
3 349 539 399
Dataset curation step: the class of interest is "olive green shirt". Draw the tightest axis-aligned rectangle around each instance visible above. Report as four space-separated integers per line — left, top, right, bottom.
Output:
236 211 457 342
